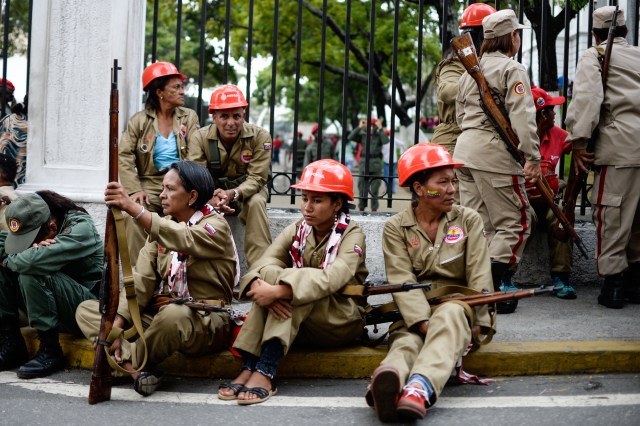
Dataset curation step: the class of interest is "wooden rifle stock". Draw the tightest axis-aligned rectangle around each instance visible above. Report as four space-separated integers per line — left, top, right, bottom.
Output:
452 33 588 259
88 59 122 405
561 6 619 233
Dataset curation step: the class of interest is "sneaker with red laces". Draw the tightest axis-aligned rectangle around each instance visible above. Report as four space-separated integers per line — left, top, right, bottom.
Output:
396 385 430 419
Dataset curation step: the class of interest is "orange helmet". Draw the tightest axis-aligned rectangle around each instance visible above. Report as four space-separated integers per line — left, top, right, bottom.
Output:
460 3 497 29
142 62 187 90
398 143 463 187
291 159 354 200
208 84 248 112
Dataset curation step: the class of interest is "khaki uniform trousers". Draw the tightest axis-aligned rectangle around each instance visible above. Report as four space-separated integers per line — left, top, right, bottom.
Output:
379 303 471 400
124 192 162 269
76 300 230 368
233 297 364 357
591 166 640 276
531 204 573 274
457 167 531 264
238 186 272 268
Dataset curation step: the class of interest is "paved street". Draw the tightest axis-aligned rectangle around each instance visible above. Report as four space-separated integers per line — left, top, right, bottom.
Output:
1 370 638 425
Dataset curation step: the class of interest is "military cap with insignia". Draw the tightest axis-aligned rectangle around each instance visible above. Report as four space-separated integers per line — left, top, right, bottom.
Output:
4 193 51 255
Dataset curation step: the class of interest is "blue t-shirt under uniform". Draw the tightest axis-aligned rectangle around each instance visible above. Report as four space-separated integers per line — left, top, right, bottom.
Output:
153 132 179 171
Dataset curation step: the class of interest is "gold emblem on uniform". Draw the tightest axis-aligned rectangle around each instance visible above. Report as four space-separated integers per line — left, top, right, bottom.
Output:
513 81 526 96
8 218 20 233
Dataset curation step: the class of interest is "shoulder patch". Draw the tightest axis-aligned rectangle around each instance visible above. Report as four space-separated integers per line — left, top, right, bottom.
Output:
263 141 272 151
204 223 217 237
353 244 363 257
444 225 464 244
60 226 72 235
513 81 526 96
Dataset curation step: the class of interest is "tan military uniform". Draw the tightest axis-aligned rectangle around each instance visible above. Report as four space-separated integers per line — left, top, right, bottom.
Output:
454 52 539 264
118 106 200 267
431 57 466 154
76 211 238 368
233 218 368 357
188 122 272 267
0 185 17 232
377 205 494 399
565 38 640 276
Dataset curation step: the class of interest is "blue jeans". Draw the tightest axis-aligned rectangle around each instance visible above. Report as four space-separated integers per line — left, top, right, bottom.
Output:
384 162 396 194
239 338 284 379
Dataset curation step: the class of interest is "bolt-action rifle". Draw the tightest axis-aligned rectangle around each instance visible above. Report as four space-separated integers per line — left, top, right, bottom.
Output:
561 5 619 235
88 59 123 405
451 33 588 259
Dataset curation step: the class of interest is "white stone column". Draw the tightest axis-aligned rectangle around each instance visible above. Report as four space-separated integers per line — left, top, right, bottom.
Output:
21 0 145 202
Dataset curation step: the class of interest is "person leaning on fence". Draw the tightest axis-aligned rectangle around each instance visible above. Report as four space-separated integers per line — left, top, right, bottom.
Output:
218 159 368 405
76 161 240 397
525 87 576 299
565 6 640 309
0 191 103 379
431 2 496 157
454 9 542 314
118 62 200 268
348 117 389 212
366 143 494 422
188 84 272 268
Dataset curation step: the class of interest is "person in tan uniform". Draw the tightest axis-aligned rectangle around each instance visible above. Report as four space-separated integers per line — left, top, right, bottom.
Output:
565 6 640 309
76 161 240 397
367 143 494 421
118 62 200 268
188 84 272 268
217 159 368 405
454 9 541 314
431 2 496 155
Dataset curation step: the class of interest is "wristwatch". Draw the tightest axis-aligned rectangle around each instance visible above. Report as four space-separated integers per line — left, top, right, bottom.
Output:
232 188 240 202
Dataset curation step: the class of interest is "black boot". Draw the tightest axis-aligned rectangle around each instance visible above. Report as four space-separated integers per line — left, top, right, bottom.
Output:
598 273 625 309
491 262 518 314
623 263 640 304
0 322 29 371
17 329 65 379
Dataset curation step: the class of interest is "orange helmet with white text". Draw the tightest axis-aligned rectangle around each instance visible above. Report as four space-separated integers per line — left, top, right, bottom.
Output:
142 62 186 90
398 143 463 187
460 3 497 29
291 159 354 200
208 84 248 112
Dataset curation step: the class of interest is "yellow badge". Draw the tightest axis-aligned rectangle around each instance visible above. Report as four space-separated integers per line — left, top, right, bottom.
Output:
8 218 20 233
513 81 526 96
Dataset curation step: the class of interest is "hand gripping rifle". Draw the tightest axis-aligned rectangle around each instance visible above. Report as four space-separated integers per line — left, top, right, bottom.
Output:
451 33 588 259
88 59 123 405
561 5 619 235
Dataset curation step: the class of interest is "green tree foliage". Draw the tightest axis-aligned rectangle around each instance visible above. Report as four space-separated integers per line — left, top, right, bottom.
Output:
1 0 31 56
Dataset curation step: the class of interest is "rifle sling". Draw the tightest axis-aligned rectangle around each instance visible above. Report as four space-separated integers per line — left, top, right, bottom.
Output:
208 139 224 179
102 207 148 375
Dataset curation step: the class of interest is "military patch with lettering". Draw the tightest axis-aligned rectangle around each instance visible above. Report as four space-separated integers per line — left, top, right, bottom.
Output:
241 149 253 163
444 225 464 244
513 81 526 96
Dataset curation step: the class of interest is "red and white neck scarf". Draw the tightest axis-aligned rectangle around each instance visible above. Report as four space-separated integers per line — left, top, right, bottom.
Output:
167 204 240 298
290 211 350 269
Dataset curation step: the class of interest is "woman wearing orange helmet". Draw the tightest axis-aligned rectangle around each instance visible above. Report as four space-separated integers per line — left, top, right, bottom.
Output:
432 2 496 156
219 159 368 405
366 143 494 421
118 62 200 266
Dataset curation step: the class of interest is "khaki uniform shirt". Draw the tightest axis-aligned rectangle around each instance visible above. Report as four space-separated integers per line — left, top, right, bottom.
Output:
188 122 272 198
455 52 540 174
383 205 493 333
118 107 199 196
239 218 368 308
117 212 238 323
565 38 640 166
431 57 465 151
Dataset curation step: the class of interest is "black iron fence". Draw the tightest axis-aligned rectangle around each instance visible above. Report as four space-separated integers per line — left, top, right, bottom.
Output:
3 0 639 212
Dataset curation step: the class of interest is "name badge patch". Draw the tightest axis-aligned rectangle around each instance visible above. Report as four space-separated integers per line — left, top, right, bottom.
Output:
444 226 464 244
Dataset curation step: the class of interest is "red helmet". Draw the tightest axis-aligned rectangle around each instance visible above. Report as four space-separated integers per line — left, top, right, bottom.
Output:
142 62 187 90
460 3 497 29
291 159 354 200
311 124 319 134
398 143 463 187
208 84 248 112
0 78 15 92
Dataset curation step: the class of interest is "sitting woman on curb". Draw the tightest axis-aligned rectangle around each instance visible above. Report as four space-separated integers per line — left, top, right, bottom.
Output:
218 159 368 405
76 161 239 397
367 143 495 422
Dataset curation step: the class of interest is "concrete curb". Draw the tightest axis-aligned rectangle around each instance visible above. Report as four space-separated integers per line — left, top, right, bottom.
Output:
22 329 640 379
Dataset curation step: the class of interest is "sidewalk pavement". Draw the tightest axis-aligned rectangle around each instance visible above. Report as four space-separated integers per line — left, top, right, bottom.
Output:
20 286 640 379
